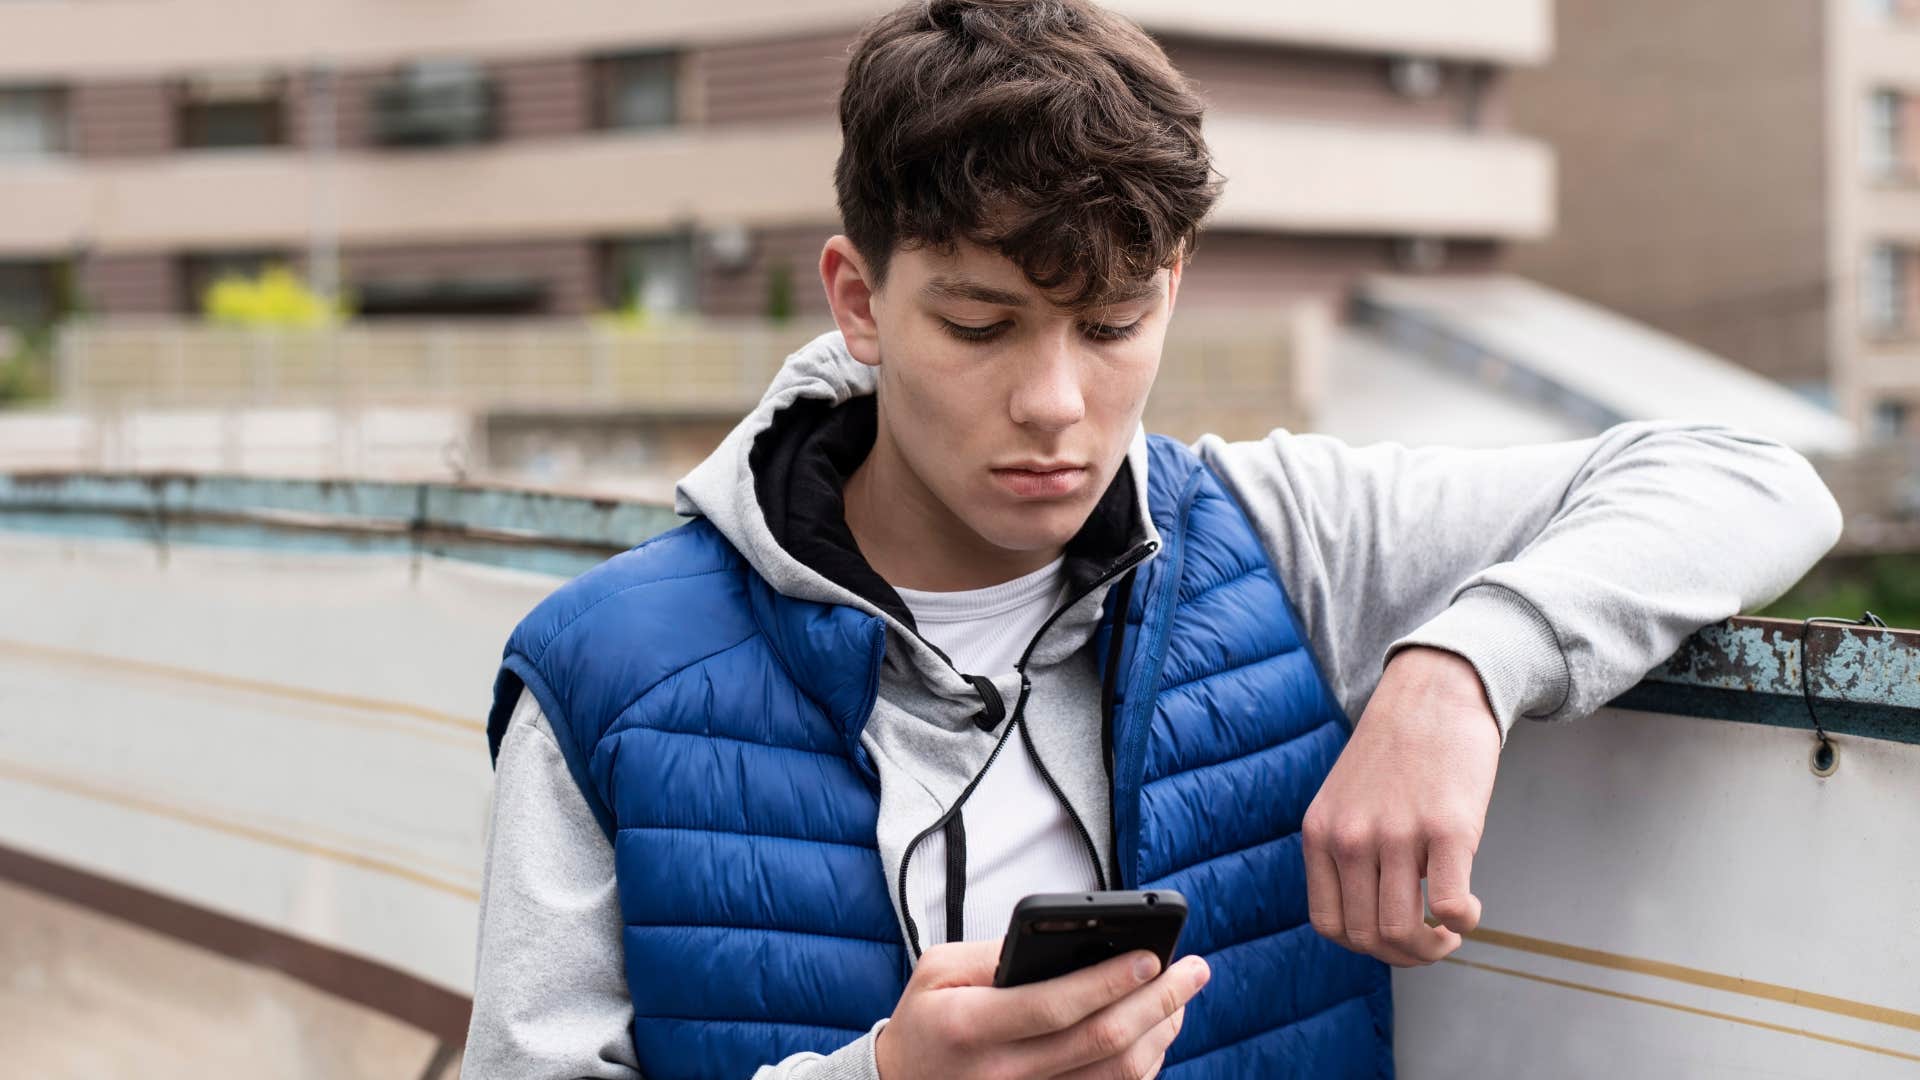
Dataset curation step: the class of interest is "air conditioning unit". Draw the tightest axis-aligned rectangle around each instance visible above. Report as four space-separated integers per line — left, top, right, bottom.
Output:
704 224 755 273
1387 56 1445 100
184 69 281 104
1392 237 1448 272
371 60 496 147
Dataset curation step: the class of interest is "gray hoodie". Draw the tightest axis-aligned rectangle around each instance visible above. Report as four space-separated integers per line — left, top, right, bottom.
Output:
463 328 1842 1079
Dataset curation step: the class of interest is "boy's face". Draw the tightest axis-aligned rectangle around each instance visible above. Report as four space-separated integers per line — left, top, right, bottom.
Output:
822 233 1180 557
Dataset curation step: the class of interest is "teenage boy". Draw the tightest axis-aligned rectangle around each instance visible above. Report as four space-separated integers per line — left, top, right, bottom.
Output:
464 2 1842 1077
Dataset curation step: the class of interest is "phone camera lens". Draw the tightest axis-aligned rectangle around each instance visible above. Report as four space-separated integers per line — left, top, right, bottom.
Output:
1145 893 1157 906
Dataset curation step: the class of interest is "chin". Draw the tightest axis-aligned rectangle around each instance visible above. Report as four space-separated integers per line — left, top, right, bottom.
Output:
971 501 1094 554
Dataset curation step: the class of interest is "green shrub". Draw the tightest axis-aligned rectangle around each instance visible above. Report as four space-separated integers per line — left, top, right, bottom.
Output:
202 265 350 327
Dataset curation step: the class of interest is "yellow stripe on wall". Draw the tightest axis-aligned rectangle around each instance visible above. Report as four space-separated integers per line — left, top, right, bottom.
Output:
1463 925 1920 1033
0 636 484 735
1444 956 1920 1064
0 759 480 901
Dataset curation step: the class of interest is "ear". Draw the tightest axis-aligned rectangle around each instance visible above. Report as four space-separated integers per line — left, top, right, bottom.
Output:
1165 253 1184 316
819 235 883 367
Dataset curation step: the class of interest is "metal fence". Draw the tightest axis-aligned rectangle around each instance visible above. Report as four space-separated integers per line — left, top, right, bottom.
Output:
48 314 1312 443
53 318 822 414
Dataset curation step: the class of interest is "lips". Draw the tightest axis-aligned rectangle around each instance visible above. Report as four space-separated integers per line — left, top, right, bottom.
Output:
991 465 1088 499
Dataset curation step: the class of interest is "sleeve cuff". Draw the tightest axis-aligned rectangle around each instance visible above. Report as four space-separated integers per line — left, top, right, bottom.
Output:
1385 584 1571 741
801 1019 887 1080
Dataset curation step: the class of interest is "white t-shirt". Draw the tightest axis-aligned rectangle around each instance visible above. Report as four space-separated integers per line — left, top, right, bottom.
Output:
893 555 1103 945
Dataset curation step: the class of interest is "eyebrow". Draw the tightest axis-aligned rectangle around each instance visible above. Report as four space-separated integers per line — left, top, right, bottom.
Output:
921 274 1162 311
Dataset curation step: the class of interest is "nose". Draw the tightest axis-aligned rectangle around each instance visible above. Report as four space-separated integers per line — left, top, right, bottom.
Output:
1007 334 1086 433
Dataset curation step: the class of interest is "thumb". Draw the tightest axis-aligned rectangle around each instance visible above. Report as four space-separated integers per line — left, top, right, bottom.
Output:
1425 839 1483 935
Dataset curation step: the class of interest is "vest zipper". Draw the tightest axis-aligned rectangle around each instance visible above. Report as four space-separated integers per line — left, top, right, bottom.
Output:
1099 565 1139 883
894 539 1158 958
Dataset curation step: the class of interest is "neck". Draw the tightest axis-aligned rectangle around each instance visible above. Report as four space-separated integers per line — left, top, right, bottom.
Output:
843 417 1063 592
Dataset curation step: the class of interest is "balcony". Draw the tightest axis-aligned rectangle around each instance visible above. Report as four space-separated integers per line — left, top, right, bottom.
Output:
0 0 1551 84
0 126 848 255
0 110 1554 257
1205 115 1555 238
0 472 1913 1072
1863 182 1920 236
1861 336 1920 395
1112 0 1551 64
1855 17 1920 90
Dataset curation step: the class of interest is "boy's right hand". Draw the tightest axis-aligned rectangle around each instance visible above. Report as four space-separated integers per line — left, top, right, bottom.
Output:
873 939 1210 1080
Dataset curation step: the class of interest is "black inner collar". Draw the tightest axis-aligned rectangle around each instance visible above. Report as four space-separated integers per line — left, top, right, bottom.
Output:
749 394 1144 636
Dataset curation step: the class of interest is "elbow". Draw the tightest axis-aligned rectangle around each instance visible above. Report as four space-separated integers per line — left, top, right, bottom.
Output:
1735 428 1845 557
1806 463 1846 556
1715 424 1846 562
1631 420 1845 559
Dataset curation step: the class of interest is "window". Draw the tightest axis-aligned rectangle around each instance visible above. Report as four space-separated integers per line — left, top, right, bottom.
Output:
1859 0 1920 20
0 261 58 328
1866 243 1912 336
0 86 65 157
598 51 678 131
1873 399 1911 441
372 60 496 147
355 274 548 318
179 71 286 150
606 234 697 314
1867 89 1906 179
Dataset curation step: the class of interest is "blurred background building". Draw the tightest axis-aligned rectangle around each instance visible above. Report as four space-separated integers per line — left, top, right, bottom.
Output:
3 2 1919 1077
0 0 1555 320
0 0 1877 496
1509 0 1920 546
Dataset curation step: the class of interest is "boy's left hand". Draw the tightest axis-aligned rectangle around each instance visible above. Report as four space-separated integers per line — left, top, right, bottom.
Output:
1301 646 1501 966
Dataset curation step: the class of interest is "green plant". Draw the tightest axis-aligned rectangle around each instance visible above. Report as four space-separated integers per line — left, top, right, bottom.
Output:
592 300 652 330
201 264 349 327
0 328 53 406
1757 553 1920 631
765 259 794 323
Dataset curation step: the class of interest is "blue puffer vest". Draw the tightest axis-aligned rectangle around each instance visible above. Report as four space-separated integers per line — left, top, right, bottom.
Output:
489 434 1392 1079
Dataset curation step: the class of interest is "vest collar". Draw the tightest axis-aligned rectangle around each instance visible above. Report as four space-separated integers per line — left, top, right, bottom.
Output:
748 392 1150 641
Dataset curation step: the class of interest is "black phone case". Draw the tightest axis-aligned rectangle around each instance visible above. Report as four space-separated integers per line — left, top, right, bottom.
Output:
992 889 1189 988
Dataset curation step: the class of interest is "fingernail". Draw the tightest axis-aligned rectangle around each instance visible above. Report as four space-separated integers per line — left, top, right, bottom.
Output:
1133 954 1158 983
1188 957 1211 987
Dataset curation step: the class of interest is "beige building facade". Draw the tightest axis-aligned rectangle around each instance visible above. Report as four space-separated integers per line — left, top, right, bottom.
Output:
1508 0 1920 443
0 0 1554 327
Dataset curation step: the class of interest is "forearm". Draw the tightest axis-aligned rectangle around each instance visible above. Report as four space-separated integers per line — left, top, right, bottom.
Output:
1387 423 1841 728
1197 421 1843 737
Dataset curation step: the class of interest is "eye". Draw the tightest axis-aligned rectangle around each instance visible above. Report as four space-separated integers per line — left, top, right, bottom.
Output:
1084 320 1144 342
940 318 1009 343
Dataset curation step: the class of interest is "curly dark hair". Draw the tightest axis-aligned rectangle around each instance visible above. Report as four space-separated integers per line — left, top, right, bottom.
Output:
834 0 1223 310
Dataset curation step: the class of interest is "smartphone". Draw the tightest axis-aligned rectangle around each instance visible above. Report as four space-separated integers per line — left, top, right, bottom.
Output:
992 889 1189 988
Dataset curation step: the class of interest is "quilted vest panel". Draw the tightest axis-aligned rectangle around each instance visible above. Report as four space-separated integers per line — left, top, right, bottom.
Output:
490 435 1392 1079
1101 437 1392 1077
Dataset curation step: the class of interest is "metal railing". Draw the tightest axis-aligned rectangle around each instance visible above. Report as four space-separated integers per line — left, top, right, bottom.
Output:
48 315 1311 442
54 318 825 414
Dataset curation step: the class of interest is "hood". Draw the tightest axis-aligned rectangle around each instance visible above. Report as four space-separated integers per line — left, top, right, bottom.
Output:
674 327 1159 708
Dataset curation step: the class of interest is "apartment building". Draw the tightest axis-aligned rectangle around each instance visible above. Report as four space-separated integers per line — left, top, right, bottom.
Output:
0 0 1554 329
1508 0 1920 444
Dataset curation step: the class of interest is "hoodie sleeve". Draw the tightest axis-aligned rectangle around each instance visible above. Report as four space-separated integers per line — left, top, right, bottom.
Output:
464 688 884 1080
1192 421 1843 741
